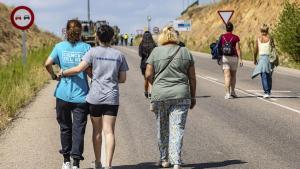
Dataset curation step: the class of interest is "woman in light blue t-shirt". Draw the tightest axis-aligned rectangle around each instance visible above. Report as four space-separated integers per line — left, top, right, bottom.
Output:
61 25 129 169
45 19 91 169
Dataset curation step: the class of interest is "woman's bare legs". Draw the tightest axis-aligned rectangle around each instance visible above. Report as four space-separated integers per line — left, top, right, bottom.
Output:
103 115 117 167
91 117 103 165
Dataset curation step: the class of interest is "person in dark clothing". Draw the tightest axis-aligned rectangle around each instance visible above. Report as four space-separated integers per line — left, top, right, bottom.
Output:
120 34 124 46
139 31 157 98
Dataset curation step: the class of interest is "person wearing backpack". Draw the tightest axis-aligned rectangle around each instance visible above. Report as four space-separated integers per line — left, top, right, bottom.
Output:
252 24 277 98
220 22 243 99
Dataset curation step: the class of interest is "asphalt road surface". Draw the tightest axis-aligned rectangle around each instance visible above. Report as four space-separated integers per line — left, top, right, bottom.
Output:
0 46 299 169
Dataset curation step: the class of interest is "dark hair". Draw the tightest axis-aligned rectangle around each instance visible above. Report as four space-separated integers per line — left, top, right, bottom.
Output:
97 25 114 44
226 22 234 32
66 20 82 44
139 31 156 57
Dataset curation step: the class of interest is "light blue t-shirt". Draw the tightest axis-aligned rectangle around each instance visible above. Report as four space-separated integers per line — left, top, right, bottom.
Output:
49 41 91 103
82 46 129 105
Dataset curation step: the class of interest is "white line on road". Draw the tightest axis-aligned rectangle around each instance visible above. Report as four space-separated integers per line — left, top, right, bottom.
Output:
246 90 292 93
196 74 300 114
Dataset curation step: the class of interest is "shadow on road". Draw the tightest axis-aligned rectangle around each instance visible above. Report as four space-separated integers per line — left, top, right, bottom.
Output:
85 160 247 169
195 96 211 98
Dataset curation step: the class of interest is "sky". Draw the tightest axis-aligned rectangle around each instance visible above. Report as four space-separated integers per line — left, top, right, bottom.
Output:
1 0 212 36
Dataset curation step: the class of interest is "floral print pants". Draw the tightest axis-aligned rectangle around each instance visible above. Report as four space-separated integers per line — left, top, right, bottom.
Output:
154 99 190 165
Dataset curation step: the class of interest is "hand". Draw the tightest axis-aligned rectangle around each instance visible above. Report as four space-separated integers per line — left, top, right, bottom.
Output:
190 98 196 109
239 60 244 67
254 60 258 65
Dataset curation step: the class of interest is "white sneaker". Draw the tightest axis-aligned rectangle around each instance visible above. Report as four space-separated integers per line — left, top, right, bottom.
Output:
61 162 71 169
263 94 270 98
91 161 102 169
231 91 238 98
161 160 170 168
224 93 232 99
104 167 113 169
72 166 79 169
173 164 182 169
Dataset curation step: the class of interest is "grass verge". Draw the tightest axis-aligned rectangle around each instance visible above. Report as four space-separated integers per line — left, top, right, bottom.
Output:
0 46 53 131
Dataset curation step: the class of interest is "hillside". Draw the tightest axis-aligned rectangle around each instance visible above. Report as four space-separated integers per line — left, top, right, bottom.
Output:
0 2 59 64
179 0 300 63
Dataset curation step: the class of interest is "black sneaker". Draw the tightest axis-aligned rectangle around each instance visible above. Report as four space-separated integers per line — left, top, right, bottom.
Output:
144 92 149 98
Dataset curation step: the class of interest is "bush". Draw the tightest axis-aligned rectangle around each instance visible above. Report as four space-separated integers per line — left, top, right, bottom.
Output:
274 1 300 61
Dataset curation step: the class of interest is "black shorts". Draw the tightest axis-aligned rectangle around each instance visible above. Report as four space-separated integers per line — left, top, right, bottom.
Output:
89 104 119 117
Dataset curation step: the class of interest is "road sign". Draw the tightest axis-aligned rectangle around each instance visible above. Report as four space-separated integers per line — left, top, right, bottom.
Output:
10 6 35 30
172 20 192 31
10 6 35 64
218 10 234 25
153 27 160 34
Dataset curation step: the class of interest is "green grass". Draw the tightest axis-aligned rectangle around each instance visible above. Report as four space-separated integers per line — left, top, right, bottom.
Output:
0 46 53 130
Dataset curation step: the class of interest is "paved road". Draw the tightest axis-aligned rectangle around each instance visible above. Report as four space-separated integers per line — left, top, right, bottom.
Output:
0 46 299 169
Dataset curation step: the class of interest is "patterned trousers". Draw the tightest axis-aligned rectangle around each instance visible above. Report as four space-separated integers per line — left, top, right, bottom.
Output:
154 99 190 165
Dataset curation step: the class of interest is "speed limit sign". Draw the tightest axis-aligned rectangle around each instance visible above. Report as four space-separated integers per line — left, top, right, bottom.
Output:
10 6 35 64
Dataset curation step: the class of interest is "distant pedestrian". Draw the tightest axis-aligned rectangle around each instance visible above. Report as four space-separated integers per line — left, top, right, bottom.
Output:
252 24 276 98
44 19 91 169
120 34 124 46
60 25 129 169
139 31 157 98
145 26 196 169
220 22 243 99
124 33 129 46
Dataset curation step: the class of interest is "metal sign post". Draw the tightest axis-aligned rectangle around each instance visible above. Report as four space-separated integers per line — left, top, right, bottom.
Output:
22 31 27 64
10 6 35 65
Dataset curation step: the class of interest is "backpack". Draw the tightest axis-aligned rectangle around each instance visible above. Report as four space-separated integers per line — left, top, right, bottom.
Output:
210 35 223 64
222 36 234 56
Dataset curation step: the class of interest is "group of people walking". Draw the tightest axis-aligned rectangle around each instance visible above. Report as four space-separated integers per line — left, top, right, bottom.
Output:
45 19 277 169
214 22 277 99
45 20 129 169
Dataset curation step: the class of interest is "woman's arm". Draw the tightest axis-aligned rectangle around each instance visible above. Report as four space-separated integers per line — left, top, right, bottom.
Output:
187 65 196 109
61 61 90 77
236 42 243 67
253 39 259 65
118 71 126 83
145 64 154 84
44 57 58 80
85 66 93 78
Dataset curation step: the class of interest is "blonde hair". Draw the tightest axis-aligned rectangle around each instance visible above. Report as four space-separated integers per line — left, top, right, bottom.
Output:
158 26 179 45
260 24 269 34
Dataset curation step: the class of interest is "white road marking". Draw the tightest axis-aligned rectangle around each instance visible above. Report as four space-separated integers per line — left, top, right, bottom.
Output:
196 74 300 114
246 90 292 93
205 76 218 81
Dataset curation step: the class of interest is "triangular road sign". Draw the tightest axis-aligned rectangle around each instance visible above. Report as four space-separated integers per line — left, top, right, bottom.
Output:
218 10 234 25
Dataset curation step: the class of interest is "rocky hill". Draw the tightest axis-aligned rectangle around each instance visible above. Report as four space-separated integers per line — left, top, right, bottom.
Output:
179 0 299 62
0 2 59 64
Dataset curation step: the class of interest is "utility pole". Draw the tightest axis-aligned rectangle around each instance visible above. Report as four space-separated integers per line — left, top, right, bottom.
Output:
147 16 152 32
87 0 90 22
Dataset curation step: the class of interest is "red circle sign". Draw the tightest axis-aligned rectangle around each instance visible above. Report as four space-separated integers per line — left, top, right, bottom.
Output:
10 6 35 30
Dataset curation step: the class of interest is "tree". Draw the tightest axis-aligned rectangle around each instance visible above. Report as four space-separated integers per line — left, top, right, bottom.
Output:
274 1 300 61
